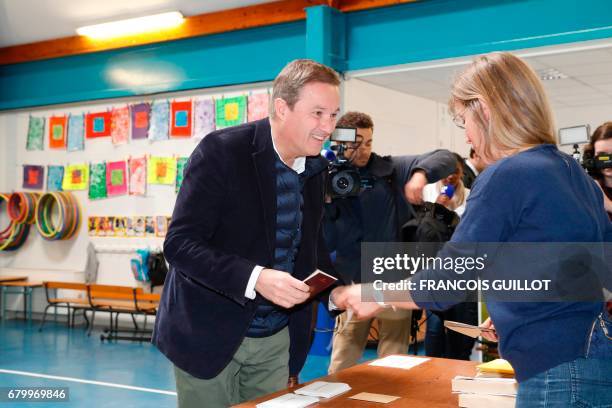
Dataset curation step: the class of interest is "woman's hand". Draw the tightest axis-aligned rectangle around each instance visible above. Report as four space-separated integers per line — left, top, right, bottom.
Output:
479 317 499 342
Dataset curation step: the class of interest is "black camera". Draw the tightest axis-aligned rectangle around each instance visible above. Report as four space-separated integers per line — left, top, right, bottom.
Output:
326 127 362 199
583 151 612 172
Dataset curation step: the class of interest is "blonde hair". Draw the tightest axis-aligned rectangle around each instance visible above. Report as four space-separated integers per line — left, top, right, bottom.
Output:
270 59 340 119
449 52 556 162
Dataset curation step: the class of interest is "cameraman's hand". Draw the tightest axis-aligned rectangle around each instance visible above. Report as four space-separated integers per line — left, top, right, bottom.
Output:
255 268 311 308
436 194 451 206
404 170 428 204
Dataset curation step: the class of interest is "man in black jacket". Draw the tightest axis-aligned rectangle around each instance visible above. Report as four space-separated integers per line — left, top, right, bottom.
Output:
154 59 344 407
462 148 486 189
325 111 456 373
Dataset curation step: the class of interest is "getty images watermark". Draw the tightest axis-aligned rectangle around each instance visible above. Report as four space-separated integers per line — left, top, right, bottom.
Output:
360 242 611 303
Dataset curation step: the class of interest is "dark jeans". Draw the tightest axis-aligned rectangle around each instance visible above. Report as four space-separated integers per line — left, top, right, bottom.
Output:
517 309 612 407
424 302 478 360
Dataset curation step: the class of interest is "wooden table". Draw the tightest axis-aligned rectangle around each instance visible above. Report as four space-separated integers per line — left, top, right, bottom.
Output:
235 356 478 407
0 280 43 321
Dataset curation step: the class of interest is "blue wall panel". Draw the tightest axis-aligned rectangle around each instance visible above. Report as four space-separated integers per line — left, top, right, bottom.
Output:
0 22 306 110
346 0 612 71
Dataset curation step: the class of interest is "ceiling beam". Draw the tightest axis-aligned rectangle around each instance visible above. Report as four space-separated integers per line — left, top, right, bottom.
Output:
0 0 418 65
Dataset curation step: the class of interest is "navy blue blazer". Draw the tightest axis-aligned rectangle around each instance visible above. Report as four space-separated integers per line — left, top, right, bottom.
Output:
153 118 338 379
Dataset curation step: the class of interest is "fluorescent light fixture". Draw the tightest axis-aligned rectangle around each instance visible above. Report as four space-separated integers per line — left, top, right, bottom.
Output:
77 11 184 39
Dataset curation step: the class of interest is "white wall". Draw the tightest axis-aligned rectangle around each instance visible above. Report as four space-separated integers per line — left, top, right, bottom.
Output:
342 78 470 157
553 103 612 155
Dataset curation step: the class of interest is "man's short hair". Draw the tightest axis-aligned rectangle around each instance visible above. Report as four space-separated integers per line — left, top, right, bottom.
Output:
336 111 374 130
469 148 476 158
269 59 341 119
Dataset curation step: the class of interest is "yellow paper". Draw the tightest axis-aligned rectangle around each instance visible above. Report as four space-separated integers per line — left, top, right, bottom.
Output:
349 392 400 403
476 359 515 375
224 102 239 121
62 163 89 190
147 156 177 185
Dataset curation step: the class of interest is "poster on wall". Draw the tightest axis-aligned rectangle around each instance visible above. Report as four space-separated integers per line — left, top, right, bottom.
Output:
23 165 44 189
67 114 85 151
194 98 215 139
215 95 247 129
88 162 107 199
131 102 151 140
86 111 112 138
170 100 193 138
47 165 64 191
128 156 147 196
114 217 127 237
155 215 168 237
88 217 98 237
247 92 270 122
26 116 45 151
175 157 188 193
63 163 89 190
149 101 170 141
133 216 146 237
111 106 130 145
147 156 176 185
106 160 128 196
49 116 68 149
145 216 156 236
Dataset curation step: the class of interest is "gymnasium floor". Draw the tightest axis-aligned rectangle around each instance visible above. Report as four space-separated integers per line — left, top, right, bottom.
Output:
0 319 380 408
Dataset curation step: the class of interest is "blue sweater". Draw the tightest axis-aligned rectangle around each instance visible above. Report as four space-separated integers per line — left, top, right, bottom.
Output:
412 144 611 381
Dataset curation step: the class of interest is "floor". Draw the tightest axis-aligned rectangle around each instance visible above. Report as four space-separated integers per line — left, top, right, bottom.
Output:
0 318 386 408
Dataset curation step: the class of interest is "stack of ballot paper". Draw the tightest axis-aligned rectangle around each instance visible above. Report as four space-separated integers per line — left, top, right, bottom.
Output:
452 359 517 408
255 381 350 408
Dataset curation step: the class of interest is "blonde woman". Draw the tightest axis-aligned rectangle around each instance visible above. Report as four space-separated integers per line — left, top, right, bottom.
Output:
332 52 612 407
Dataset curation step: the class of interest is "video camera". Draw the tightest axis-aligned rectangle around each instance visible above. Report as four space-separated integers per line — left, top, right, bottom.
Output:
575 144 612 174
324 127 363 199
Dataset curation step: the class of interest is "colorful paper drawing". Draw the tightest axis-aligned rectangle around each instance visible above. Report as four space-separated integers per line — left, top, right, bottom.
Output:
62 163 89 190
170 100 193 137
155 215 168 237
106 160 128 196
23 165 44 189
67 114 85 151
26 116 45 151
215 95 247 129
176 157 188 193
114 217 127 237
133 216 146 237
149 101 169 141
111 106 130 145
147 156 177 185
47 165 64 191
98 216 115 236
86 111 112 138
145 216 156 236
247 92 270 122
128 156 147 196
194 98 215 139
89 162 107 199
88 217 98 237
49 116 68 149
131 103 151 140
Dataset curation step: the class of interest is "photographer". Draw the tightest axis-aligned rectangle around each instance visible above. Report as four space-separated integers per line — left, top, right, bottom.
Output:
324 111 456 374
583 121 612 219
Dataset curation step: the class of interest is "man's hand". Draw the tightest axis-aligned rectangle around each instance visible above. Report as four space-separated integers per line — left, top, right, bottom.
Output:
332 284 384 320
404 170 428 205
255 268 311 308
479 317 499 342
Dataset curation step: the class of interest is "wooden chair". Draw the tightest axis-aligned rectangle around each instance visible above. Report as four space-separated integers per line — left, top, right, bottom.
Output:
86 284 143 337
39 281 89 331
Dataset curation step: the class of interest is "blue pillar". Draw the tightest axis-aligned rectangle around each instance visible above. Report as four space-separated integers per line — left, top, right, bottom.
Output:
306 5 347 71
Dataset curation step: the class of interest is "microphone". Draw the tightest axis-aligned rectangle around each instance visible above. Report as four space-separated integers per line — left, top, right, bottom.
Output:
440 184 455 199
321 148 336 162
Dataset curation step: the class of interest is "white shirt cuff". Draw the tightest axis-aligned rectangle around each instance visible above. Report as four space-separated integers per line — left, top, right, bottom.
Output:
329 297 339 311
245 265 265 299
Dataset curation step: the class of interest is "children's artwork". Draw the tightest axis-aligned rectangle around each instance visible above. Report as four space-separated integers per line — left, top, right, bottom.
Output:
49 116 68 149
247 92 270 122
47 165 64 191
97 216 115 236
114 217 127 237
26 116 45 151
88 217 98 237
128 156 147 196
131 103 151 140
133 216 146 237
62 163 89 190
106 160 128 196
194 98 215 139
86 111 112 138
126 218 135 237
170 100 193 137
23 165 44 189
111 106 130 145
176 157 188 193
145 216 156 236
149 101 169 141
88 162 107 199
147 156 177 185
155 215 168 237
215 96 247 129
67 114 85 151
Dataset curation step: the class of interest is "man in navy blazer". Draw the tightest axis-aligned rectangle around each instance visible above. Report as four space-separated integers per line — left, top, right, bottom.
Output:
153 59 344 407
